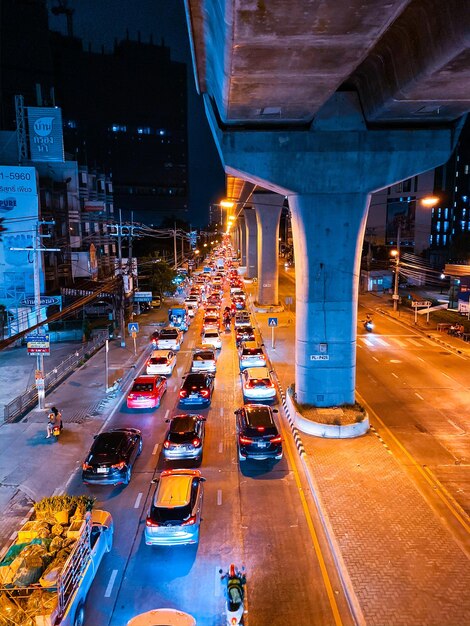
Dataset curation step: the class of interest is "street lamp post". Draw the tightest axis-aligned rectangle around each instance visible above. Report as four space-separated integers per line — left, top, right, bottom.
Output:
391 220 401 311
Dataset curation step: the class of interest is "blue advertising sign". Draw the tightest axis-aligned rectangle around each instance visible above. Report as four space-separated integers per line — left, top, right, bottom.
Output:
27 107 65 162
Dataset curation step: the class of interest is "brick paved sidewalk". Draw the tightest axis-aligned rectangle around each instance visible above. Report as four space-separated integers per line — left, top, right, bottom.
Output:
247 289 470 626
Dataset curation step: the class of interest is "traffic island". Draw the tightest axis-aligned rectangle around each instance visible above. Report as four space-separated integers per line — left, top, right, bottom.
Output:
252 301 284 313
286 385 369 438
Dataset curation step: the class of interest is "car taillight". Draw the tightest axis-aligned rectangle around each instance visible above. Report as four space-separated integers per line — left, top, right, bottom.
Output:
128 393 135 399
270 435 282 444
245 381 255 388
82 462 92 470
231 618 238 625
239 435 253 445
257 426 265 432
267 381 275 388
182 515 196 526
200 389 210 398
192 438 201 448
163 440 170 449
179 389 188 398
146 516 160 527
112 461 126 470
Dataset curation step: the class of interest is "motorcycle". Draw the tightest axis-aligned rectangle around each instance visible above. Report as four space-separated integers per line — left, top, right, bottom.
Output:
220 564 246 625
364 319 374 332
224 316 232 333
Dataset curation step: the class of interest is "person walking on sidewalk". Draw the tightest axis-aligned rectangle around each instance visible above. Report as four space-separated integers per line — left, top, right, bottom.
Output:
46 406 62 438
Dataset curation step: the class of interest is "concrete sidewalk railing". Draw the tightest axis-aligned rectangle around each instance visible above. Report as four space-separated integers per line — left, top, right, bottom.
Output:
3 330 109 424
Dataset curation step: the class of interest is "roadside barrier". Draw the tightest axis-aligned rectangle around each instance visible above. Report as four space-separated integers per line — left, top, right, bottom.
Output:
3 330 108 423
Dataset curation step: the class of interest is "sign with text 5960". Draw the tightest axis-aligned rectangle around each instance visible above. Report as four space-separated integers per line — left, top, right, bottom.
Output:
26 335 50 356
0 166 37 197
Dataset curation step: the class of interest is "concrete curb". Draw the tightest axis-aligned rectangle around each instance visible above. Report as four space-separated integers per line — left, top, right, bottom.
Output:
286 387 370 439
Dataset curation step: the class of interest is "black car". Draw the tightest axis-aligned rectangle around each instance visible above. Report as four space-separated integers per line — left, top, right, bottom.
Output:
163 414 206 461
82 428 142 485
235 325 255 346
179 373 215 407
235 404 282 462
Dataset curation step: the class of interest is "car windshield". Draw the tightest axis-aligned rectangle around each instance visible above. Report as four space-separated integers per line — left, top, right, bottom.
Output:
205 332 218 338
150 357 167 364
184 375 206 389
160 331 177 338
132 383 154 392
243 348 262 356
168 418 198 442
150 503 192 524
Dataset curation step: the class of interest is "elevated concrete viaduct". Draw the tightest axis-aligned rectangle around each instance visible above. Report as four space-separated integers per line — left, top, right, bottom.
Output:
185 0 470 406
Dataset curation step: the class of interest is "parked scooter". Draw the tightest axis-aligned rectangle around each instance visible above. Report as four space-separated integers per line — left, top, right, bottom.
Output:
219 564 246 625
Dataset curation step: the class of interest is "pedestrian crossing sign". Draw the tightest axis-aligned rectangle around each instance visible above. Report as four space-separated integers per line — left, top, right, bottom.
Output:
128 322 139 334
268 317 278 327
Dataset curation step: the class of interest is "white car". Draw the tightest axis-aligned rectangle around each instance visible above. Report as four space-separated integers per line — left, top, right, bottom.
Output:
241 367 276 402
146 350 177 376
201 327 222 350
239 341 267 370
156 327 183 351
191 347 217 373
186 302 197 318
235 312 251 328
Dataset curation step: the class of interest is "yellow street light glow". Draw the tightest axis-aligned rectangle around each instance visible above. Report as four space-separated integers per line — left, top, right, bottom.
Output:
390 249 399 257
421 196 439 207
220 200 235 208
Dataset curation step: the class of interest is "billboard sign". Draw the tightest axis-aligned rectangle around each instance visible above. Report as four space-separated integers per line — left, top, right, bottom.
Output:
83 201 105 213
26 334 50 356
0 166 40 295
27 107 65 162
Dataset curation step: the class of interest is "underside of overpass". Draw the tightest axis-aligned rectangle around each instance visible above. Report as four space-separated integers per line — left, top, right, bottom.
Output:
185 0 470 406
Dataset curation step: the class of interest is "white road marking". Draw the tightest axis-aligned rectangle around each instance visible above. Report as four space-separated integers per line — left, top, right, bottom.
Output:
164 409 169 420
408 338 422 347
217 489 222 506
357 344 362 349
105 569 118 597
391 373 398 379
415 392 424 400
390 337 406 348
215 567 221 596
152 443 159 456
374 337 389 346
390 359 401 363
9 532 16 541
417 356 425 362
220 407 224 417
362 338 374 347
442 373 452 379
448 419 465 434
372 356 379 362
218 442 223 453
134 492 143 509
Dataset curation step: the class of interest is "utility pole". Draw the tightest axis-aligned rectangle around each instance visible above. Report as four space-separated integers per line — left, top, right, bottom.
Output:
117 209 126 346
173 222 178 269
392 221 401 312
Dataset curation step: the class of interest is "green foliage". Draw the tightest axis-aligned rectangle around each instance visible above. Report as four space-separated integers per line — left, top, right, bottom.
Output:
141 256 178 297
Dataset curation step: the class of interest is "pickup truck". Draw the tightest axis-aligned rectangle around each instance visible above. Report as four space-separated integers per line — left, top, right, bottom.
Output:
0 501 113 626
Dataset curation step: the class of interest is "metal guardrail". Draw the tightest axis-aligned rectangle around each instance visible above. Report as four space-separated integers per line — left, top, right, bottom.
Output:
3 330 109 423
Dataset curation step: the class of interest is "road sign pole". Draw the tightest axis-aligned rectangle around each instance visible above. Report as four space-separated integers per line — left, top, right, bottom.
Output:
415 306 418 324
133 331 137 355
105 339 109 391
271 325 275 349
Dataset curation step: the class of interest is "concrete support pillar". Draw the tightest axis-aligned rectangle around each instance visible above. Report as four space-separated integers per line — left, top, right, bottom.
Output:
238 216 246 265
244 208 257 279
253 193 283 305
290 192 368 406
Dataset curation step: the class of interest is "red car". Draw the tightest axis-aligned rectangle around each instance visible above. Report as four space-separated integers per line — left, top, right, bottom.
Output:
127 375 167 409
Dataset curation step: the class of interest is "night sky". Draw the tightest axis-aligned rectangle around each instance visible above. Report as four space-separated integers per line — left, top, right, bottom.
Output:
46 0 225 227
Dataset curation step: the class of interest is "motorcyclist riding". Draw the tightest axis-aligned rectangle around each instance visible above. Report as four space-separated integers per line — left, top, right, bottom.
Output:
220 564 246 616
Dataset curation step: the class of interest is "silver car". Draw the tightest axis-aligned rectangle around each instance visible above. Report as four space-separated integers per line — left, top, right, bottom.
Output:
241 367 277 403
191 348 217 373
163 414 206 461
239 341 267 370
146 350 177 376
156 327 183 351
145 469 205 546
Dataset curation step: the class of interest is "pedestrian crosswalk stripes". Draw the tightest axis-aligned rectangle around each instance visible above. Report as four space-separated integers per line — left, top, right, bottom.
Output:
357 335 437 349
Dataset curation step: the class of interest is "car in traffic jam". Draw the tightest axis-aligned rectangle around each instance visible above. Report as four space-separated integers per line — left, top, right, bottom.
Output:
82 428 143 485
179 373 215 407
163 414 206 462
127 375 167 409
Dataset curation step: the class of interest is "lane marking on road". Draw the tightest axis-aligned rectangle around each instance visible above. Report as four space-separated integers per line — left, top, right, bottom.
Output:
134 492 143 509
9 532 15 541
374 337 389 346
217 489 222 506
408 338 422 346
214 566 221 597
417 356 425 362
391 372 399 379
357 391 470 535
362 338 374 347
415 392 424 400
372 356 379 362
104 569 118 598
152 443 159 456
442 372 453 379
164 409 169 420
447 419 466 435
220 407 224 417
218 442 223 453
279 419 343 625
